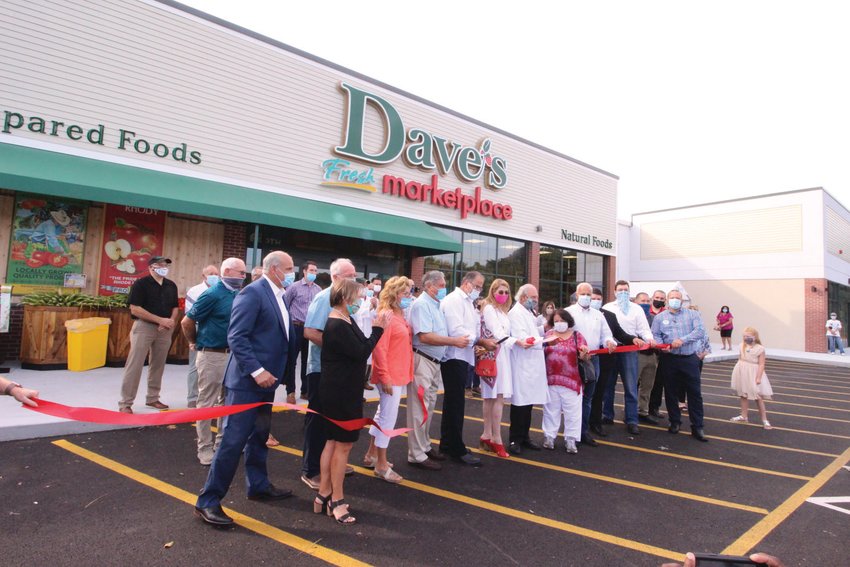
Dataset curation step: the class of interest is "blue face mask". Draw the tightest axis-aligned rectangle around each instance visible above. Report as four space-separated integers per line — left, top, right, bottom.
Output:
616 290 631 314
347 303 360 315
400 297 412 309
468 288 480 302
282 272 295 287
640 303 651 316
668 298 682 310
305 273 317 283
435 287 447 301
206 275 220 287
365 289 374 298
590 299 602 311
524 299 538 312
577 295 592 308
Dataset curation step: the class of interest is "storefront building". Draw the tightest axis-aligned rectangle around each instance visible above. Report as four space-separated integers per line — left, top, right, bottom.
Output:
0 0 618 361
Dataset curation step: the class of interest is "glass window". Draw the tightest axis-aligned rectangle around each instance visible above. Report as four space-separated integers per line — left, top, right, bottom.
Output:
497 238 526 277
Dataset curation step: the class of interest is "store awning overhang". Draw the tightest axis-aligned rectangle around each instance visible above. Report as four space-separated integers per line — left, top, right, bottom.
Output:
0 144 462 255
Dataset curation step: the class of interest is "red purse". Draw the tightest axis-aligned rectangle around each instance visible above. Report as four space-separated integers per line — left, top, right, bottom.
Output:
475 357 497 377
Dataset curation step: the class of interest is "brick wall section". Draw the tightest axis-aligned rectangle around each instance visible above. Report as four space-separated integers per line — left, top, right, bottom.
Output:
527 241 540 289
0 304 24 363
410 257 425 287
605 256 617 301
222 222 247 261
805 278 828 353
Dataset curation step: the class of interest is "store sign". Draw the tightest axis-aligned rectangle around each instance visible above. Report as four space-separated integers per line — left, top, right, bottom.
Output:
98 205 166 296
323 83 513 220
561 229 613 250
1 109 202 164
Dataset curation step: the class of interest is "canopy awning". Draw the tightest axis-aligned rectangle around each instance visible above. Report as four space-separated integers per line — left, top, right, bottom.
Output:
0 144 462 255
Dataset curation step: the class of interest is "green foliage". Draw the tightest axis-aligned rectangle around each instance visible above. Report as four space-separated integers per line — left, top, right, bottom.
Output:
22 291 129 309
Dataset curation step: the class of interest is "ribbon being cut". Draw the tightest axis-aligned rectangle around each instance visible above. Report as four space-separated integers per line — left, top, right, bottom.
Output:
22 385 427 438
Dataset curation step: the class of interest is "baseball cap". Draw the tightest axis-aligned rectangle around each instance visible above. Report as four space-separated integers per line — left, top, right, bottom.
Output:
148 256 172 266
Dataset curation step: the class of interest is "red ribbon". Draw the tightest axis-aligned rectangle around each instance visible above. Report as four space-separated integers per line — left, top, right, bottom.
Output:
23 385 427 439
586 343 671 356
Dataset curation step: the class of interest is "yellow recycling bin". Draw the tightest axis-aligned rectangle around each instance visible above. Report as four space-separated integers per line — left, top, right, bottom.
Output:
65 317 112 371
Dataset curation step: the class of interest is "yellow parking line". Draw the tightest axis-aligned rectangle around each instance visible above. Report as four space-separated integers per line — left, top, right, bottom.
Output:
705 395 850 413
266 444 683 561
52 440 370 567
722 445 850 555
700 401 850 423
699 383 850 405
701 375 850 392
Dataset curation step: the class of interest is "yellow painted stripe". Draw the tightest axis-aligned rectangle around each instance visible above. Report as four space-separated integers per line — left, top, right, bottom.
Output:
699 383 850 405
700 401 850 423
320 181 377 193
701 375 850 394
266 444 682 561
52 440 370 567
722 444 850 555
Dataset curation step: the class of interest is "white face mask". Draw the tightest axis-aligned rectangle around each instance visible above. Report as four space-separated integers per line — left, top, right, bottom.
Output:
577 295 592 308
153 267 169 277
553 321 569 333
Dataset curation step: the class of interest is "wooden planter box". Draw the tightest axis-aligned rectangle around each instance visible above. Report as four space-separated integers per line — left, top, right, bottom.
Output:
102 308 189 366
20 305 99 370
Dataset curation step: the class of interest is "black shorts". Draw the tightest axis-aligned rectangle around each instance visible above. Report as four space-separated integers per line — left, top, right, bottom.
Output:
720 329 732 338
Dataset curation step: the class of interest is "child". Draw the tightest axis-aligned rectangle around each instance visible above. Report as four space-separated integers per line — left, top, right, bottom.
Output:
729 327 773 429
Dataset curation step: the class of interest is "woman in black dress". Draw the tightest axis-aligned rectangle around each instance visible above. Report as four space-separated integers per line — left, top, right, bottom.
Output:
315 278 389 525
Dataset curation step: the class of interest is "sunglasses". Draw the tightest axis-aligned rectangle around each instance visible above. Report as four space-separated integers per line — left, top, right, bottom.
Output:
495 291 510 296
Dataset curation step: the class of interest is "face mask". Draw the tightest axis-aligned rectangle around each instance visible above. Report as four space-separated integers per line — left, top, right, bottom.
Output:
722 308 728 313
590 299 602 310
435 287 447 301
153 267 169 277
495 294 509 305
282 272 295 287
668 298 682 310
616 290 630 313
400 297 412 309
830 315 837 319
553 321 569 333
652 300 665 309
347 303 360 315
577 295 591 308
468 288 480 302
373 284 382 292
743 336 755 345
305 273 317 283
221 276 244 289
640 303 650 316
365 289 374 298
206 275 219 286
524 299 538 312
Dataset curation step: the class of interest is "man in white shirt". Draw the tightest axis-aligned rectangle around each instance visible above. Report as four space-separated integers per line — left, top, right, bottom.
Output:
185 265 220 408
567 282 616 444
602 280 655 435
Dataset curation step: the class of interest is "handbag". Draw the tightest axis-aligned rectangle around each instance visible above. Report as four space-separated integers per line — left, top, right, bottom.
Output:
475 314 500 388
573 332 597 385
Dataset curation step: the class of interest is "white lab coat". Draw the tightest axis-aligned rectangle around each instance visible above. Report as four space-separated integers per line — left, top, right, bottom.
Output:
508 303 550 406
481 304 515 399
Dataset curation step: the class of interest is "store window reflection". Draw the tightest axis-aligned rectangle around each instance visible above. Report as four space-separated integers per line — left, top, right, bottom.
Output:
539 245 605 307
423 227 526 291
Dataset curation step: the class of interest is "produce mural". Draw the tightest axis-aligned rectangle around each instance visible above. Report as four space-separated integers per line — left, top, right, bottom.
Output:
98 205 166 296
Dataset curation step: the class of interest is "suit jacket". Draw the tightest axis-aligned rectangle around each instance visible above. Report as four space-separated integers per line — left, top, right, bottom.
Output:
224 278 297 393
601 308 638 347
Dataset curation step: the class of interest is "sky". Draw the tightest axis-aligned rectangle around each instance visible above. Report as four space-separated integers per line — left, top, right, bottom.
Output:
179 0 850 220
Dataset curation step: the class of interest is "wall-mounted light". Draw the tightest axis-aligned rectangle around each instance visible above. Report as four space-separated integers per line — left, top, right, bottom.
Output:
535 225 543 232
811 285 818 293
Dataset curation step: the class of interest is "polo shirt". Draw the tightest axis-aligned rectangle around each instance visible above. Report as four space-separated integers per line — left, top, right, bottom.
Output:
128 275 178 319
185 281 237 349
410 292 448 361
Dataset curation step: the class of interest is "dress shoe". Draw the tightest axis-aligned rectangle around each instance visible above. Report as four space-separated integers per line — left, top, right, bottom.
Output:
300 474 321 491
118 407 133 414
425 449 447 461
364 382 374 391
649 408 664 418
691 427 709 442
146 401 169 410
451 453 483 467
409 458 442 471
248 484 293 501
580 434 598 447
668 423 680 434
601 417 615 425
286 392 296 404
194 505 233 526
627 424 641 435
638 414 659 425
522 439 542 451
508 442 522 455
590 424 608 437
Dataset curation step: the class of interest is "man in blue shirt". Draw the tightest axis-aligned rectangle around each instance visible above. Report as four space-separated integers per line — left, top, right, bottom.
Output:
181 257 246 465
651 290 710 442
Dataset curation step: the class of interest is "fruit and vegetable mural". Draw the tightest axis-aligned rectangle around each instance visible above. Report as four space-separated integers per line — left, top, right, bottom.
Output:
98 205 166 296
7 195 87 291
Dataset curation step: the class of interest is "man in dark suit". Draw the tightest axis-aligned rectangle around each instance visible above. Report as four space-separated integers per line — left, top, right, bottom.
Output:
194 251 298 526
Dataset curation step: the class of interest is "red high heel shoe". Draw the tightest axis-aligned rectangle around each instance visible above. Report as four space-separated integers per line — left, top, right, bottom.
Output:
491 443 510 458
479 437 495 452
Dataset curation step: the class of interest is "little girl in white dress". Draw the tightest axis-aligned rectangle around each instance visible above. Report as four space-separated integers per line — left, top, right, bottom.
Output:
730 327 773 429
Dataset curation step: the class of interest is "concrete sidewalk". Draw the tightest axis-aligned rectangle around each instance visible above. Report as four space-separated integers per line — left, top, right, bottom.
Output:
1 343 846 442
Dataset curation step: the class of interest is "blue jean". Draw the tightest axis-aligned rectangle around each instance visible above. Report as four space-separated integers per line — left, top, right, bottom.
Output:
196 388 276 508
602 351 639 425
581 356 601 436
828 335 845 354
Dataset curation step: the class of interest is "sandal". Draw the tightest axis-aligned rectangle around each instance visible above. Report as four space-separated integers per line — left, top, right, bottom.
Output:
729 415 748 423
763 420 772 430
479 438 494 453
265 434 280 447
374 466 403 484
328 499 357 525
362 455 393 469
491 443 510 459
313 492 331 515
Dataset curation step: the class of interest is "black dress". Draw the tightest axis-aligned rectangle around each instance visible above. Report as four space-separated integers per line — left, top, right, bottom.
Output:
319 316 384 442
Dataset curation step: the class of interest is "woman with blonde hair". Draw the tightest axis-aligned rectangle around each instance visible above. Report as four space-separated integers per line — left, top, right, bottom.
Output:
729 327 773 429
477 278 517 458
362 276 414 483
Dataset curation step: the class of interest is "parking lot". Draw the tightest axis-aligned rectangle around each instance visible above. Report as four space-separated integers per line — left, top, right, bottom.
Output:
1 358 848 566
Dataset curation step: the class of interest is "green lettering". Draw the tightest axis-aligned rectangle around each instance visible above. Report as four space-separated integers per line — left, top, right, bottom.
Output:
335 82 405 164
456 146 483 181
66 124 83 140
27 116 45 133
404 129 435 169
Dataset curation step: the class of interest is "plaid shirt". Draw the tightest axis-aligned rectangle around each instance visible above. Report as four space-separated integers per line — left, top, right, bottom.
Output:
651 308 707 356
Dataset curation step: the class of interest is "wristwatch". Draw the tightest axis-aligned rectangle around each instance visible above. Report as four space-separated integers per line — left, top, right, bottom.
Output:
3 381 22 396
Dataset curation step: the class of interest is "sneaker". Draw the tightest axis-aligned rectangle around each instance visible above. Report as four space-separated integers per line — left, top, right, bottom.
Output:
300 474 321 491
565 438 578 454
542 437 555 450
471 387 481 397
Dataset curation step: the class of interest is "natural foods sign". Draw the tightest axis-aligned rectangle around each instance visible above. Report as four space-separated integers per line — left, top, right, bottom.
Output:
321 83 513 221
7 195 87 293
98 205 166 296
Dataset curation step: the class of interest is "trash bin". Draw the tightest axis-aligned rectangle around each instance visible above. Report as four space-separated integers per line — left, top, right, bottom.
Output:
65 317 112 371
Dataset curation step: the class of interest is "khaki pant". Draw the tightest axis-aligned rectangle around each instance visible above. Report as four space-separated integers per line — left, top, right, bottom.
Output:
195 350 227 462
407 354 442 463
637 352 658 416
119 320 173 409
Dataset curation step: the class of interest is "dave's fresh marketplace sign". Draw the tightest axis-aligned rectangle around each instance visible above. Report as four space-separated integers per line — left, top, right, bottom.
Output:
322 83 513 221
